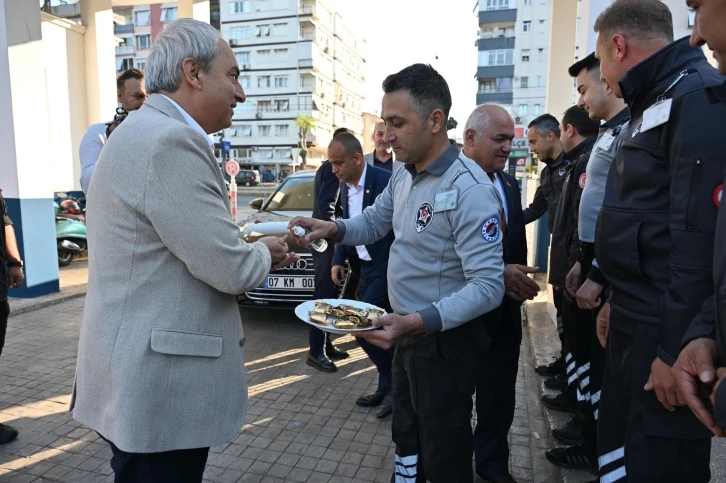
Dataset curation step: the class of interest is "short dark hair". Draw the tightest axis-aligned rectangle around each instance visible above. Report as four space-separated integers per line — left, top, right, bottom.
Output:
117 68 144 91
330 132 363 157
382 63 452 120
568 53 600 78
528 114 561 138
594 0 673 46
333 127 350 137
562 106 600 138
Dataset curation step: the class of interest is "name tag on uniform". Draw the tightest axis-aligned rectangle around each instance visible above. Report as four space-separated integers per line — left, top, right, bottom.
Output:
434 187 458 212
640 98 672 133
596 131 615 151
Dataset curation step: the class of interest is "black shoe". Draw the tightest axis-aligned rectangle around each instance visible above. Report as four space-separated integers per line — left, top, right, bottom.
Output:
326 346 350 360
376 395 392 418
478 474 518 483
544 373 568 391
306 353 337 373
552 414 586 445
544 444 598 475
356 391 387 407
535 356 565 377
0 424 18 444
541 390 578 413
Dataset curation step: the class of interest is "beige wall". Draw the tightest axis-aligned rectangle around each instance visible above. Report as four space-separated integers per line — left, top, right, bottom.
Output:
41 14 89 192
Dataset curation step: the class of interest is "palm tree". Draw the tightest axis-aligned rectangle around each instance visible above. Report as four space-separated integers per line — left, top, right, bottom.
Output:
446 117 458 132
295 115 315 169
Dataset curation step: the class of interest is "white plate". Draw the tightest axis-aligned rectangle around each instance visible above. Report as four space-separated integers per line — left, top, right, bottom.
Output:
294 299 385 334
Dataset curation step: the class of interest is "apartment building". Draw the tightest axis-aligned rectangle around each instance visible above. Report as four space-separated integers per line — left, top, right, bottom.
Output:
218 0 366 174
114 4 179 73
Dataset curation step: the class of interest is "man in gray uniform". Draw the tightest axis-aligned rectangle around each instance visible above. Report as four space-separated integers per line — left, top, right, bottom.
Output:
288 63 505 483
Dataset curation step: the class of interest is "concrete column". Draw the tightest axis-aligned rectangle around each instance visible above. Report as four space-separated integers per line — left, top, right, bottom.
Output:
0 0 60 297
81 0 117 125
544 0 578 119
178 0 210 24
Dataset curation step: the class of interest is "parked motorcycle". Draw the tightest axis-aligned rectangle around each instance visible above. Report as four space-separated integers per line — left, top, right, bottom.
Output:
55 201 87 266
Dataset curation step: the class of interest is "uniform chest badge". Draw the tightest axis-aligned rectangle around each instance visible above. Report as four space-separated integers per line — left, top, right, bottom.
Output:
481 217 500 242
559 166 567 177
415 202 434 233
579 173 587 189
714 184 723 208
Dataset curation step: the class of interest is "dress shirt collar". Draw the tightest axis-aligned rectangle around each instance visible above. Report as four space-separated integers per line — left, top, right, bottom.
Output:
347 163 367 192
159 94 215 147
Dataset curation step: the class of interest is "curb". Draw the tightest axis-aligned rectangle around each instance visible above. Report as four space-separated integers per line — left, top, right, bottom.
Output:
8 284 87 317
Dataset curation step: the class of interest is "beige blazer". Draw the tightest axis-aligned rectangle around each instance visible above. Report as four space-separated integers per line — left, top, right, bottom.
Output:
71 94 272 453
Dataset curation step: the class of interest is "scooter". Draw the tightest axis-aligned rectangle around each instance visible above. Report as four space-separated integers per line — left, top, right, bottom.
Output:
55 202 87 266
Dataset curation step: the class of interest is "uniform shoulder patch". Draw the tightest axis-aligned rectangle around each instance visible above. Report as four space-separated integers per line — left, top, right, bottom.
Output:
579 173 587 189
415 202 434 233
481 217 500 242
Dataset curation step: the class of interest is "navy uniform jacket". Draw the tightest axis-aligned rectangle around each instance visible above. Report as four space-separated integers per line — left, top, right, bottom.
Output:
312 161 341 222
523 155 570 234
333 165 394 281
481 171 527 343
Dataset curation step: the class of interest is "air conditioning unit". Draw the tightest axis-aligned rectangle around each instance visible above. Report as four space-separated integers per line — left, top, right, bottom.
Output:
255 113 263 119
515 116 522 124
320 93 325 98
341 102 346 107
242 64 250 70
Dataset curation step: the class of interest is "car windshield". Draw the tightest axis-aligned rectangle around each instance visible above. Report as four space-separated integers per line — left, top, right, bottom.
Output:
263 176 314 211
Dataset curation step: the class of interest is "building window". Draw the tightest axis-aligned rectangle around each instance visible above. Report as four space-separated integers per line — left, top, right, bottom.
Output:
259 125 272 137
273 99 289 111
258 76 271 88
521 49 530 62
233 148 253 159
274 76 288 88
537 75 543 87
519 104 528 117
134 10 150 25
257 49 271 62
523 21 531 33
229 1 251 14
160 7 177 23
521 76 528 88
274 148 292 159
257 0 270 11
116 57 134 71
534 104 541 115
258 100 272 112
259 148 274 159
235 52 250 65
485 0 509 10
230 125 252 137
256 24 271 37
135 58 146 71
135 34 151 50
273 48 289 61
479 49 514 66
275 125 289 137
478 77 512 93
524 0 532 4
230 26 250 39
240 76 251 88
538 48 544 61
539 20 546 33
272 23 287 36
688 9 696 27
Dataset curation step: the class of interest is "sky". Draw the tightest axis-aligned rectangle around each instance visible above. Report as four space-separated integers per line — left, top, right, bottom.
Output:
332 0 479 140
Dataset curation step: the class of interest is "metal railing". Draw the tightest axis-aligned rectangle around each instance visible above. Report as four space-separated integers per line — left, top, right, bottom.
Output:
115 45 134 55
114 23 134 33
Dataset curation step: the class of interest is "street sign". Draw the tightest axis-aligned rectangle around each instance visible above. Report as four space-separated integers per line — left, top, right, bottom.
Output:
221 140 231 155
225 159 240 177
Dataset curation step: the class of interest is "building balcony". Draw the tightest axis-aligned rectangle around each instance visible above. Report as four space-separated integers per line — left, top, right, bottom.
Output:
115 45 135 56
299 58 314 68
476 90 513 105
114 23 134 33
479 9 517 26
477 36 515 51
477 64 515 79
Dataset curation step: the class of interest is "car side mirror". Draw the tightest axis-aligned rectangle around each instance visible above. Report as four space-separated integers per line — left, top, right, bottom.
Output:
249 198 264 210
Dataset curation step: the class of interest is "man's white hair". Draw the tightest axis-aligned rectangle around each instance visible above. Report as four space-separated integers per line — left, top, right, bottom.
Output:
464 104 514 135
145 19 221 94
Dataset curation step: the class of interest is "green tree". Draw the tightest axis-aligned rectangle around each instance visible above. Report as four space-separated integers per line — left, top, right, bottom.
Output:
295 114 315 169
446 117 458 132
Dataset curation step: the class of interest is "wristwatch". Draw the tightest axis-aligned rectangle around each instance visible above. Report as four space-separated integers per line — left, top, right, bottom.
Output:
7 260 23 269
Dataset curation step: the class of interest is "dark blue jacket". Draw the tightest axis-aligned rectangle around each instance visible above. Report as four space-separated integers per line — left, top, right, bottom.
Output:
312 161 340 222
332 165 394 279
482 171 527 342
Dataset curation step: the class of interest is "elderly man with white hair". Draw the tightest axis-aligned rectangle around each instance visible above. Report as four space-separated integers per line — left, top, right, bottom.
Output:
71 19 297 481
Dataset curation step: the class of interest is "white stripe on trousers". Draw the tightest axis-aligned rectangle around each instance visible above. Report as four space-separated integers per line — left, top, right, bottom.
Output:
395 454 418 482
591 390 601 404
601 466 627 483
598 447 625 468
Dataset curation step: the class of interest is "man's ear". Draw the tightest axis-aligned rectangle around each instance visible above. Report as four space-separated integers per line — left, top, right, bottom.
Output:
181 57 203 90
430 109 446 134
117 88 123 103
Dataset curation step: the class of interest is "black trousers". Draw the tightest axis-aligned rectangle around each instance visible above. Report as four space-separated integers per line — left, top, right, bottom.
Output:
102 436 209 483
357 263 394 394
0 299 8 356
597 312 712 483
553 287 567 359
474 303 521 478
557 286 581 393
309 243 337 357
390 321 488 483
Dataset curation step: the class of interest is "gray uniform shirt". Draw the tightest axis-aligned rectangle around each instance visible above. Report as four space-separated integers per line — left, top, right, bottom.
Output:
335 144 505 334
579 112 630 243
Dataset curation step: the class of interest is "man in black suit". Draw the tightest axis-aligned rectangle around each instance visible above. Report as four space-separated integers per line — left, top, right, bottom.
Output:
307 128 352 372
330 133 396 418
463 105 540 483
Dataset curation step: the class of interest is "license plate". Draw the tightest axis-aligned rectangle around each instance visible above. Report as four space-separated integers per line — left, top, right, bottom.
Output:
264 276 315 290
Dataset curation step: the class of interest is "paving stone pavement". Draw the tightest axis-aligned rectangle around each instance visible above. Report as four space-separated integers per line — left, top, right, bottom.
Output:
0 297 553 483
